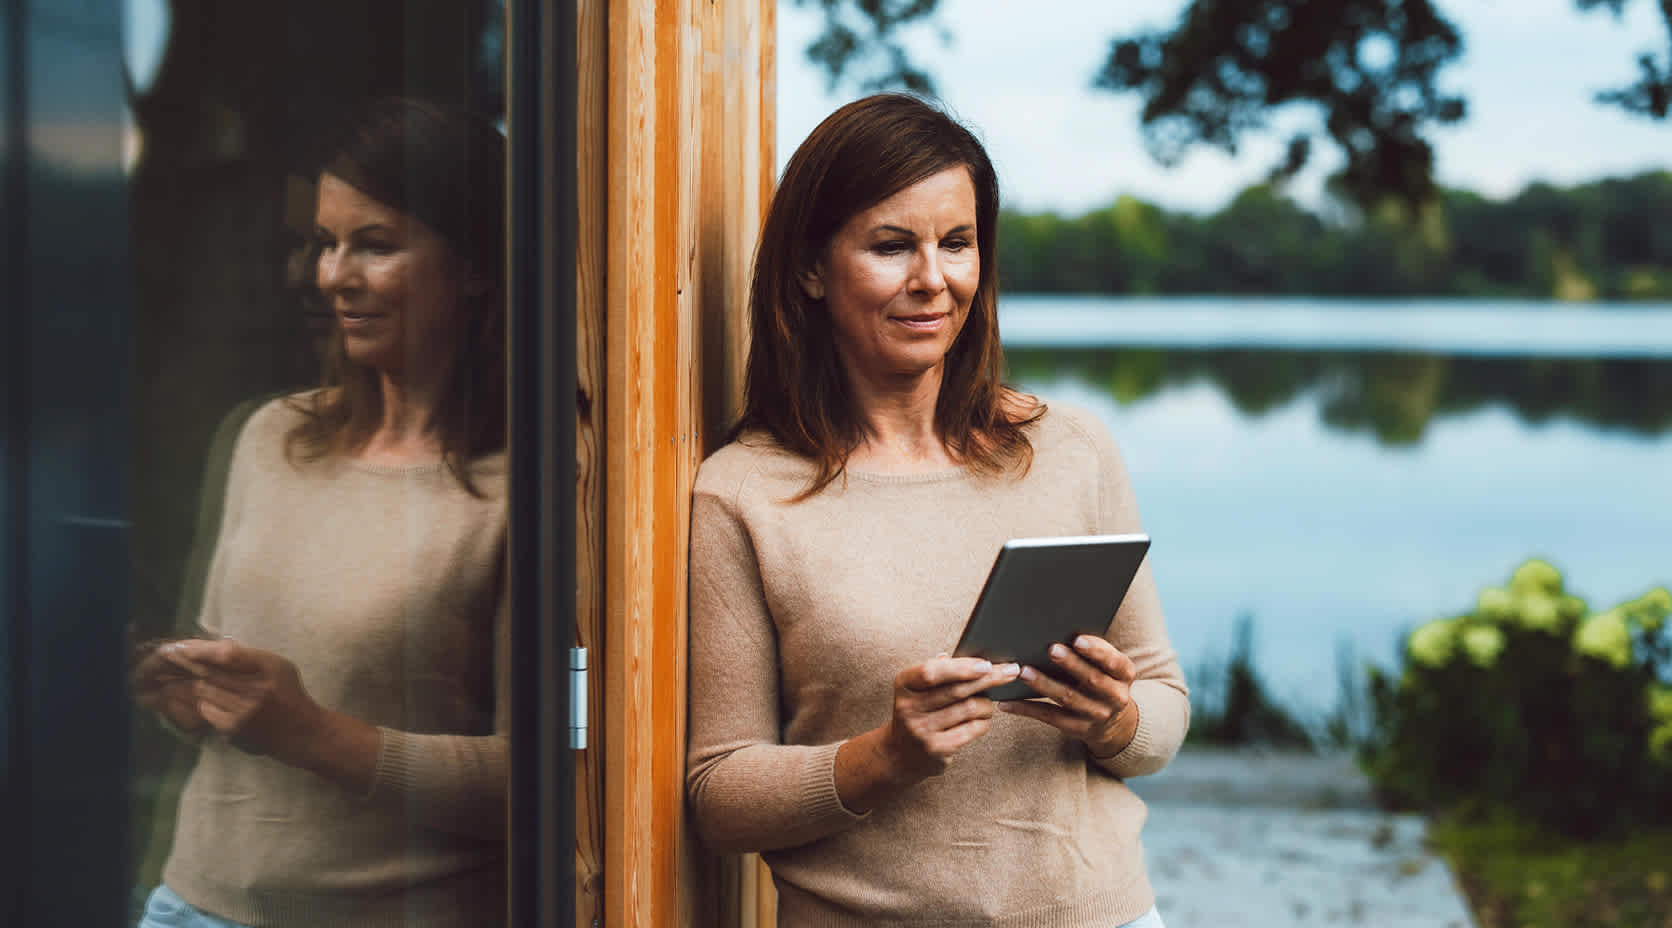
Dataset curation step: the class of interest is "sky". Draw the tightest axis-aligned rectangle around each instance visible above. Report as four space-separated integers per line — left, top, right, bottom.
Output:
776 0 1672 215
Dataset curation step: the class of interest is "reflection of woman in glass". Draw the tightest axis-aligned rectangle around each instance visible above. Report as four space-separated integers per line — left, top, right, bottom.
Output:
131 99 508 927
686 94 1189 926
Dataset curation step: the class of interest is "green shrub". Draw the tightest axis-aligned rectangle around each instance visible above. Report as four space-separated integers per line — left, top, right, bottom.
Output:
1360 560 1672 838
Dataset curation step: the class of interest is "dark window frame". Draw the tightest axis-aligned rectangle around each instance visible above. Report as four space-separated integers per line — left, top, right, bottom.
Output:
0 0 579 921
507 0 579 925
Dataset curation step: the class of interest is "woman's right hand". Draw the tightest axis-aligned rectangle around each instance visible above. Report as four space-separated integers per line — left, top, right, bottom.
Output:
836 655 1019 812
130 642 210 736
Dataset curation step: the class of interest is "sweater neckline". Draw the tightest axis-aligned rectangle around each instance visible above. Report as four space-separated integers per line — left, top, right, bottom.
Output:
842 465 971 485
344 458 445 476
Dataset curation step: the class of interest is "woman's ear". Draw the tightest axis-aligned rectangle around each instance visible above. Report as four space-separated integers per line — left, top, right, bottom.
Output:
797 266 825 301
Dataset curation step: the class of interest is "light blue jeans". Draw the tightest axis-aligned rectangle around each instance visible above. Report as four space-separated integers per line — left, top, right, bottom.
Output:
1117 905 1167 928
137 885 250 928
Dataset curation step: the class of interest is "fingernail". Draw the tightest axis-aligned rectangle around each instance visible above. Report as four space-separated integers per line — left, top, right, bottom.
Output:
972 660 992 674
1002 663 1020 677
1049 643 1067 659
1020 666 1037 681
1075 635 1093 650
998 702 1018 713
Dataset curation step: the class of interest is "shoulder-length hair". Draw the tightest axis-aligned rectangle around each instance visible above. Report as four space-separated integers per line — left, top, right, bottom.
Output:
734 92 1041 499
286 98 506 495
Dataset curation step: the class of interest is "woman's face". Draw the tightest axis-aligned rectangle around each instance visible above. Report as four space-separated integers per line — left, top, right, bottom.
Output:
314 172 468 377
803 166 980 389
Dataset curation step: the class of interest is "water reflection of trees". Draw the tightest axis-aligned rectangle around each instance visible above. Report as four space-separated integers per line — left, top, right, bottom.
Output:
1009 348 1672 443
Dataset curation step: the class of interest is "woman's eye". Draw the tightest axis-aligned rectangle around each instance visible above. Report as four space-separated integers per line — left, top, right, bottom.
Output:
942 237 972 251
873 241 909 255
361 240 396 256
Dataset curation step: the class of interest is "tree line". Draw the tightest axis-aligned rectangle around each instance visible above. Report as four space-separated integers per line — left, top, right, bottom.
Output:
998 171 1672 301
1006 348 1672 444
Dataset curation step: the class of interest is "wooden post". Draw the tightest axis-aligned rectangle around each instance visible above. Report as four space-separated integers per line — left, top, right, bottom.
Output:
575 1 776 925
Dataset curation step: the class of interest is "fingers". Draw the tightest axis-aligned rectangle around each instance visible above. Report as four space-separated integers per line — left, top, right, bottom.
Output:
935 715 993 751
885 656 1020 778
165 641 294 697
132 650 196 689
921 688 997 729
1000 636 1144 756
902 662 1016 705
899 656 1002 692
1049 637 1134 697
156 646 215 680
1069 635 1137 683
1016 663 1099 717
170 637 262 672
193 681 250 736
1027 638 1132 708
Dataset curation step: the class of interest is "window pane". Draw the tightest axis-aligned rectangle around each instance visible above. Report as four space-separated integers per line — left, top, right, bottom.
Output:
122 3 510 925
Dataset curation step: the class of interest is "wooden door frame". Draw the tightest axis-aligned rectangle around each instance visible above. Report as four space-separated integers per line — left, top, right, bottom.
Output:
575 1 777 924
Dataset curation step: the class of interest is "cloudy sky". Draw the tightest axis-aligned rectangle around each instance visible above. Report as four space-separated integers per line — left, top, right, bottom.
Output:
776 0 1672 214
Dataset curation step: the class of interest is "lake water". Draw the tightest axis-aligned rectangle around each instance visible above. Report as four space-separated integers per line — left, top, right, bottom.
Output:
1000 295 1672 719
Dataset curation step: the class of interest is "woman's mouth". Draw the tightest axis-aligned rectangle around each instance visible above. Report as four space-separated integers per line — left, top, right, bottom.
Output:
338 310 385 328
893 313 948 332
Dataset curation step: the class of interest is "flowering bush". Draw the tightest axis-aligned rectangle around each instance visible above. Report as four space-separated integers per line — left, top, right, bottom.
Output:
1360 559 1672 837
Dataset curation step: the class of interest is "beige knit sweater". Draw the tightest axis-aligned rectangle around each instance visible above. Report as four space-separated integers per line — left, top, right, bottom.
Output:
161 397 508 927
687 402 1189 927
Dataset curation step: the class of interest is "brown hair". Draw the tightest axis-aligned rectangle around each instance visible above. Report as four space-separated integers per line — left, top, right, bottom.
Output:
734 93 1040 499
286 98 506 495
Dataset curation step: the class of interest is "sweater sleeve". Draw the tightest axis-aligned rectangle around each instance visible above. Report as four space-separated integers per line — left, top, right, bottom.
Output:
369 562 509 841
1068 409 1191 778
685 482 868 854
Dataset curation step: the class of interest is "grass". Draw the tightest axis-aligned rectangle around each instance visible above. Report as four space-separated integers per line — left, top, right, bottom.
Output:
1428 813 1672 927
1185 612 1342 750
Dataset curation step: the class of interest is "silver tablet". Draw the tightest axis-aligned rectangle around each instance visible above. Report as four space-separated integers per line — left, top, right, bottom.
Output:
953 533 1151 700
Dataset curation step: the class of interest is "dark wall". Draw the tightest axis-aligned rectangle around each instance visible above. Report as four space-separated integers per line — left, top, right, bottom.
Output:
2 0 131 923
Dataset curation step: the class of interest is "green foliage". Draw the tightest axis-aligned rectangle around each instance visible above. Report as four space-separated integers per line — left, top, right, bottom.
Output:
790 0 942 95
1360 559 1672 838
1096 0 1465 208
1428 812 1672 927
996 171 1672 300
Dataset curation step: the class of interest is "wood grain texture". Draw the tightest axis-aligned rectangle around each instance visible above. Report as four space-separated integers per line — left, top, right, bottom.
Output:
587 0 777 924
602 1 650 926
574 1 608 925
730 6 778 923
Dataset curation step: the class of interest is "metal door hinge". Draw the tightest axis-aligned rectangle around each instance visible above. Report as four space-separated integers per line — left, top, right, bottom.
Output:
570 647 589 750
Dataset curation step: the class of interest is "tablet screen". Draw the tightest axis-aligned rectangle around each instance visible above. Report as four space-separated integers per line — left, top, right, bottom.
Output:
953 534 1150 700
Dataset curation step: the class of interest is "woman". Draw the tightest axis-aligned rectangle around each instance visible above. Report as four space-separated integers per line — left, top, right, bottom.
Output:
130 99 509 928
686 94 1189 926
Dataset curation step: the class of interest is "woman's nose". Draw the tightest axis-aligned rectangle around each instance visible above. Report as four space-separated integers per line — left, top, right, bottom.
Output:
316 247 348 293
908 246 947 295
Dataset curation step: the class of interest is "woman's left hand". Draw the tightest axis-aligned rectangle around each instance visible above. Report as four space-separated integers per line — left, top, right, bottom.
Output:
998 634 1139 759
